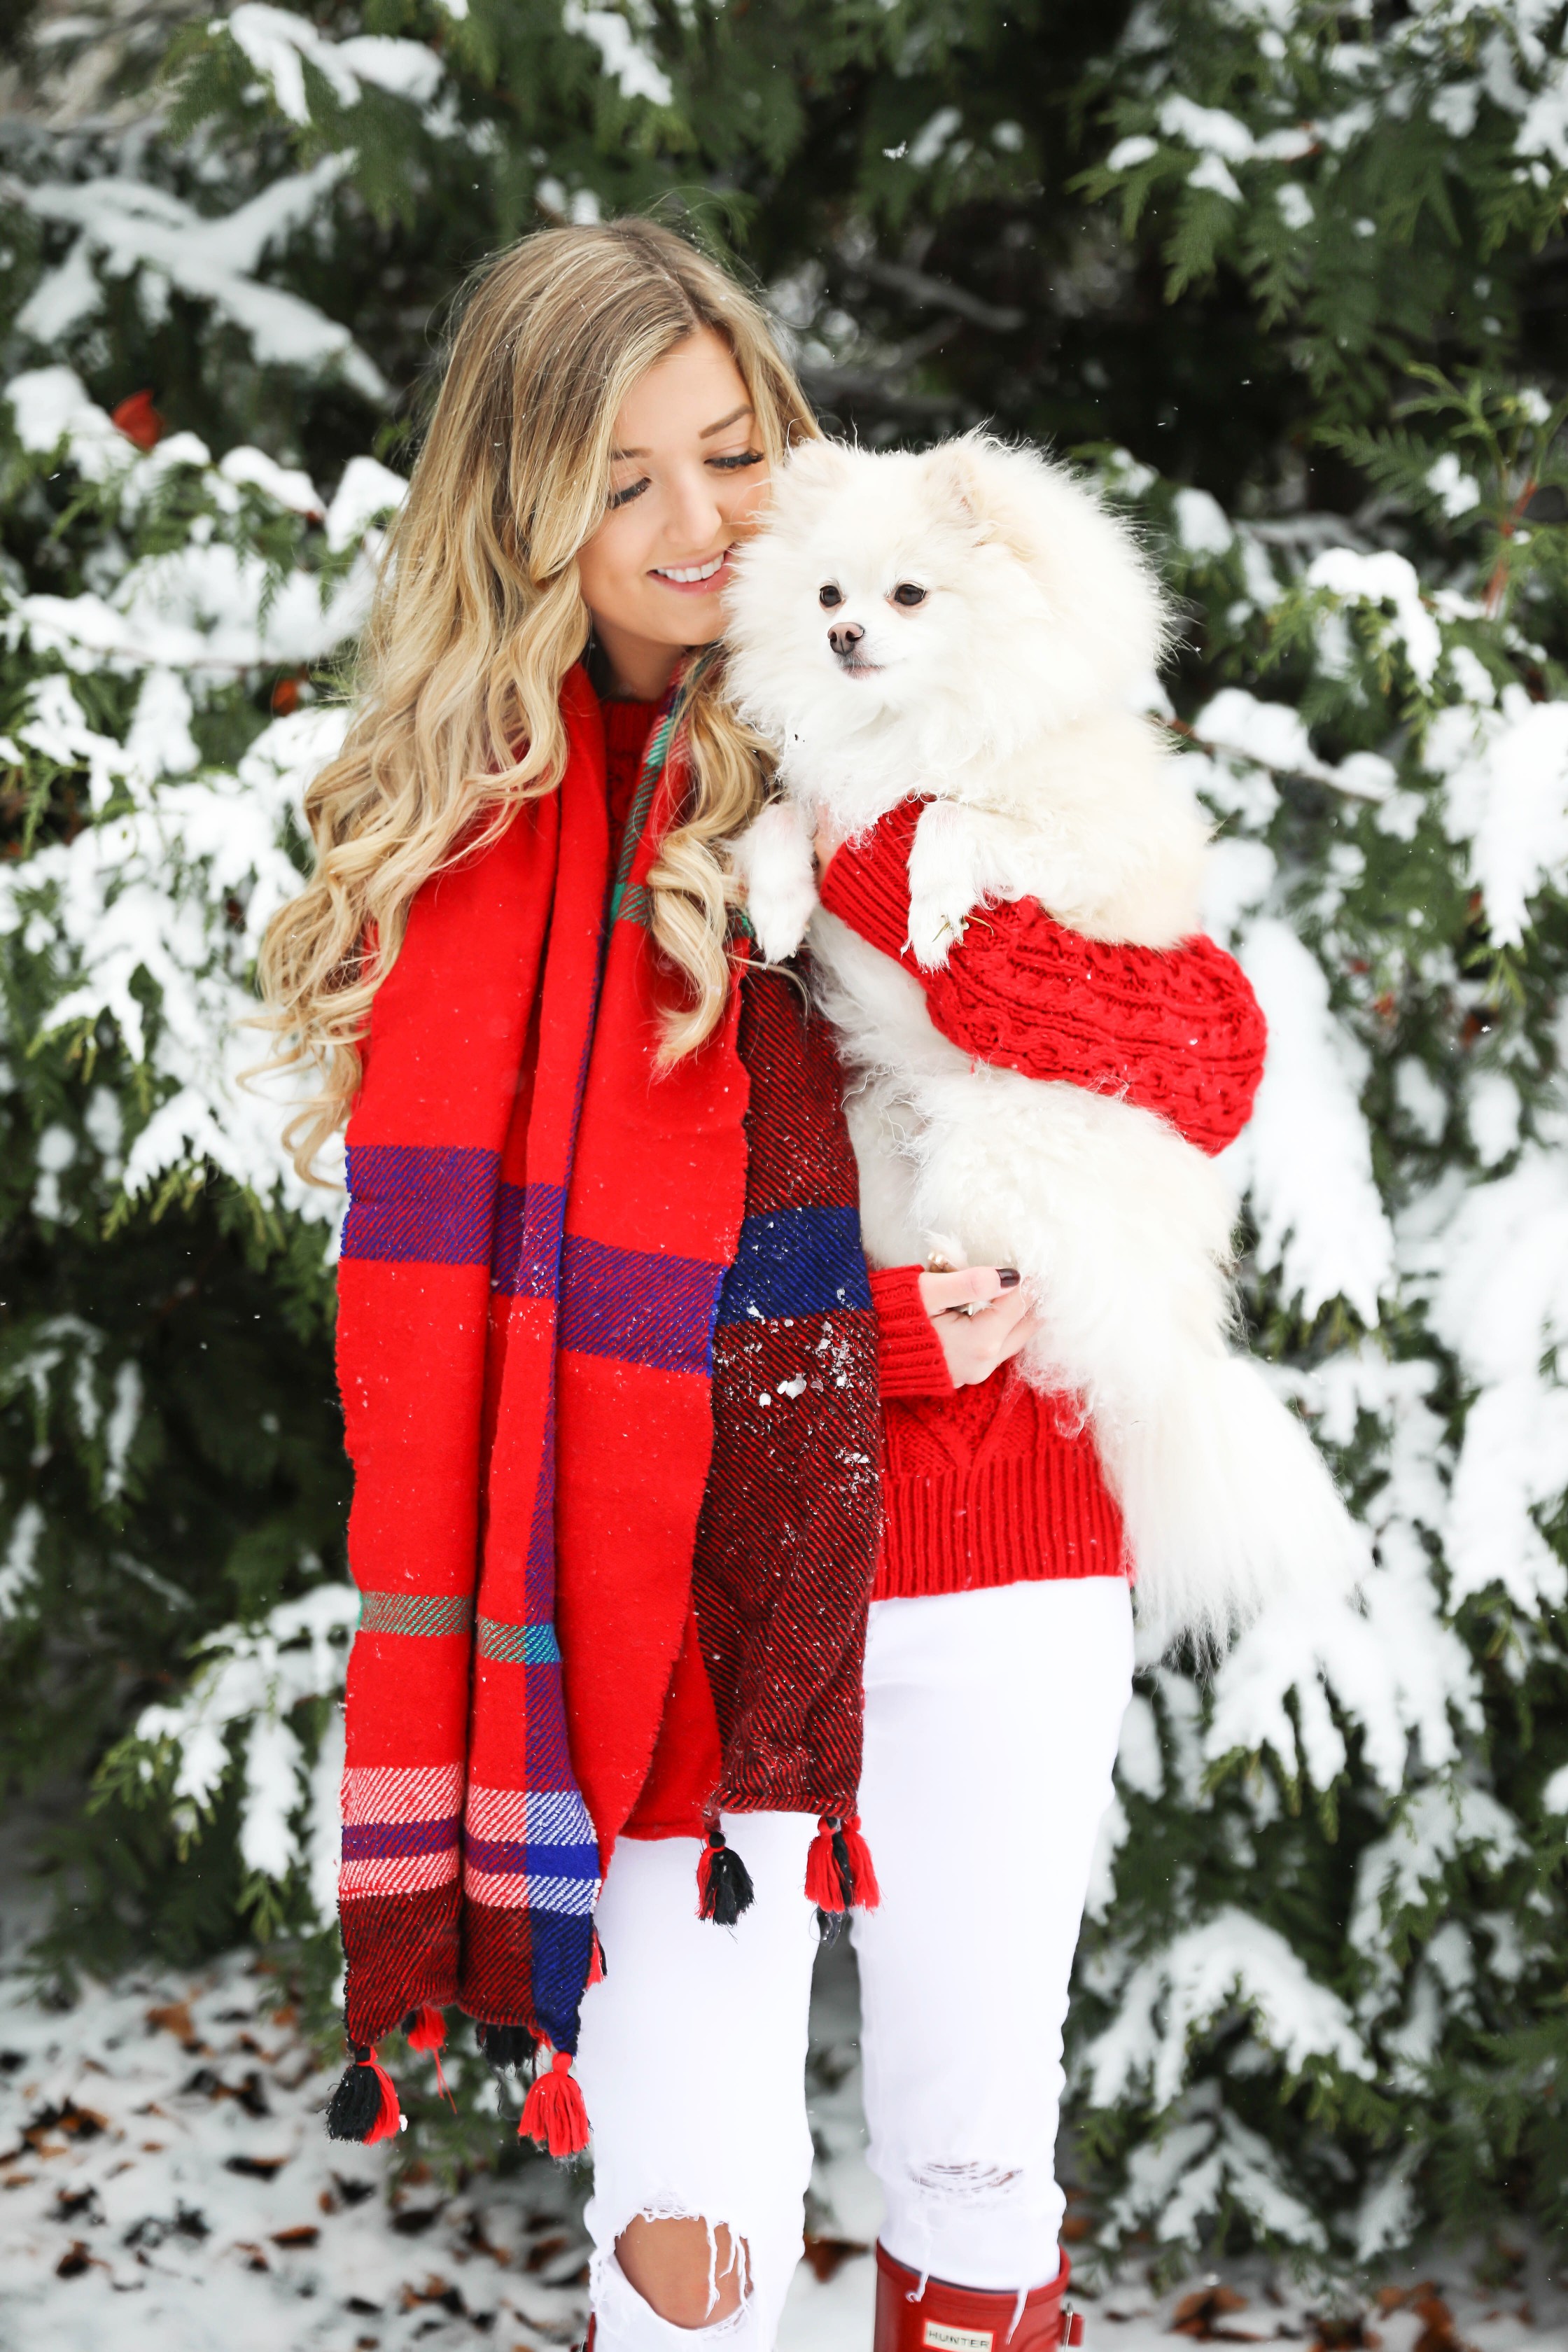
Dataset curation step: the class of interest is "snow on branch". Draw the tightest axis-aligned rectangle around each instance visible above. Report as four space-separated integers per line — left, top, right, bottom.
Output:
561 1 674 107
10 160 385 397
1082 1908 1373 2114
1414 1144 1568 1611
1 367 393 1216
223 4 444 126
130 1582 358 1903
1224 918 1394 1326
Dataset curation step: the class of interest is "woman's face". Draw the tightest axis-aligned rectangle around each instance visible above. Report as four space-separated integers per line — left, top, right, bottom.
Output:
576 326 770 700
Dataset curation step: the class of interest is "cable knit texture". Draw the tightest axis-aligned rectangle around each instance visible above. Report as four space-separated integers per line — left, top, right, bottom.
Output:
820 797 1270 1604
818 795 1267 1157
868 1265 953 1399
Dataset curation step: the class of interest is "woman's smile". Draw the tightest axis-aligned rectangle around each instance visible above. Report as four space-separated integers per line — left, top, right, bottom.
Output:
650 545 734 592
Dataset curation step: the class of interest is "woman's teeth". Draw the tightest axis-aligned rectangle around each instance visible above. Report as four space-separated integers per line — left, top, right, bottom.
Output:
654 552 727 583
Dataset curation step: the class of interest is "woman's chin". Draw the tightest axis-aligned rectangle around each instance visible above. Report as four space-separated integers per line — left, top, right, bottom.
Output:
645 584 727 650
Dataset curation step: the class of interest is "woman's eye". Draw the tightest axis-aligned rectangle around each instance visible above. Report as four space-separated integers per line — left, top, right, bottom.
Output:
608 477 651 510
819 584 844 608
892 582 927 608
708 447 765 472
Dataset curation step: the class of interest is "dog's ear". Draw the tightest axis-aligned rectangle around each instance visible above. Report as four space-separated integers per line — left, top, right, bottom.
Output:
920 433 1036 556
926 433 1172 699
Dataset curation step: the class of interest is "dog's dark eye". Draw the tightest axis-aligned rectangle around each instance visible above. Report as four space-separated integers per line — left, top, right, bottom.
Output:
818 584 844 609
891 582 927 608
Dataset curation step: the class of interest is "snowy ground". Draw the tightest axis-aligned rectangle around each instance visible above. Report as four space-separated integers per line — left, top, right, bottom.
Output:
2 1927 1564 2352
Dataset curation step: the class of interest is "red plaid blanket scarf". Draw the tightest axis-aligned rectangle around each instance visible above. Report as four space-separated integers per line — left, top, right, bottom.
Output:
334 662 881 2125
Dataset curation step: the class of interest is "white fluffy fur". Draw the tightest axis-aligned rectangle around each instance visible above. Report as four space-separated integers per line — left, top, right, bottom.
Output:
726 433 1367 1651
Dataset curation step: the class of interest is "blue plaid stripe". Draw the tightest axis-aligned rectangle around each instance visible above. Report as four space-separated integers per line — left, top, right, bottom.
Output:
342 1144 498 1266
526 1788 594 1841
532 1912 597 2054
477 1618 562 1665
465 1837 601 1884
519 1873 598 1914
559 1233 725 1375
525 1399 557 1617
465 1786 599 1902
718 1205 873 1324
491 1181 566 1298
524 1695 575 1790
342 1815 460 1861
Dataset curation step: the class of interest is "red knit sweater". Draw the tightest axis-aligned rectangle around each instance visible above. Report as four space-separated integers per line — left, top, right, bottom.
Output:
818 797 1268 1603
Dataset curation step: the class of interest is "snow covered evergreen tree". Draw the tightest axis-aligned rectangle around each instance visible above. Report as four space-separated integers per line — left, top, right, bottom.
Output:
4 0 1568 2264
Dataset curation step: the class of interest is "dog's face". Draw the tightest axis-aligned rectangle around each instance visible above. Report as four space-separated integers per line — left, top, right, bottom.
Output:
726 444 1002 741
725 433 1168 774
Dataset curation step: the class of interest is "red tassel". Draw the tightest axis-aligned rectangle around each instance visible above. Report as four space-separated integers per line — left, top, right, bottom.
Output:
519 2046 590 2159
838 1812 880 1911
805 1814 881 1912
806 1818 846 1912
363 2050 403 2145
403 2005 454 2107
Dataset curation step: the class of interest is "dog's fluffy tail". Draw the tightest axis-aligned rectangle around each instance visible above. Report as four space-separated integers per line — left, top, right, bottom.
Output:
1099 1352 1369 1657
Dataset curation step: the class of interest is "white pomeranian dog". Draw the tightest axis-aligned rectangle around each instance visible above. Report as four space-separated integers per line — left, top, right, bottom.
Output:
725 431 1366 1650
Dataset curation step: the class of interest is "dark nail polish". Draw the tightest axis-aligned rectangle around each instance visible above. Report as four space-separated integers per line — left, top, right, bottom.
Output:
997 1267 1021 1289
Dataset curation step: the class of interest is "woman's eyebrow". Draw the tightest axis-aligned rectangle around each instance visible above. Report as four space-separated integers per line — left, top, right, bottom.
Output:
699 403 754 440
610 404 755 463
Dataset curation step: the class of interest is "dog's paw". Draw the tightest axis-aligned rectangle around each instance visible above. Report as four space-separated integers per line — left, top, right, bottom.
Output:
906 802 985 969
733 800 818 964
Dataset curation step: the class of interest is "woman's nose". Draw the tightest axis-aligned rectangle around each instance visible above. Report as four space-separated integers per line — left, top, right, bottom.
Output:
666 464 724 546
829 621 864 658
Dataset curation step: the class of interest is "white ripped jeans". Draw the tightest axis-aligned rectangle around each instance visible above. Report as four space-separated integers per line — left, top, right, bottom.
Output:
574 1577 1133 2350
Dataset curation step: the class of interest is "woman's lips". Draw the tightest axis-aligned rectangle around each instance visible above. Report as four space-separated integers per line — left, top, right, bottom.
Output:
649 547 732 595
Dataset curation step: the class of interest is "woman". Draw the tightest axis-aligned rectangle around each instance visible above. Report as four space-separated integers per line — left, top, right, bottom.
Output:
261 219 1266 2352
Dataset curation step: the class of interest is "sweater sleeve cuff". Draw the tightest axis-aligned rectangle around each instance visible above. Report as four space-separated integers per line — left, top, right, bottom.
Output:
869 1264 955 1399
818 800 923 963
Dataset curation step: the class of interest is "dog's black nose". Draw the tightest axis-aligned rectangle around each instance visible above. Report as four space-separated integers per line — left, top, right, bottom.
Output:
829 622 864 658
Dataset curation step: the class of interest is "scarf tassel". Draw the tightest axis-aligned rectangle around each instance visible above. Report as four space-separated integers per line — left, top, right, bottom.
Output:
403 2003 455 2108
806 1813 881 1916
520 2046 590 2159
475 2019 539 2073
326 2045 403 2144
696 1826 755 1925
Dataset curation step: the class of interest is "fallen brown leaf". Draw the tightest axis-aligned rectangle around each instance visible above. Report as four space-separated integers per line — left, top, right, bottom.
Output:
1173 2286 1262 2342
1308 2314 1382 2351
146 2001 203 2050
1409 2290 1466 2352
802 2232 869 2283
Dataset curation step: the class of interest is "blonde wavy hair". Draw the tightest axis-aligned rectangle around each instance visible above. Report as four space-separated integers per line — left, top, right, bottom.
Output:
258 217 818 1178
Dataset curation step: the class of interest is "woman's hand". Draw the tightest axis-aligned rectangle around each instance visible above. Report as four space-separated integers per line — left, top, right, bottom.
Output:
918 1266 1036 1387
813 814 846 881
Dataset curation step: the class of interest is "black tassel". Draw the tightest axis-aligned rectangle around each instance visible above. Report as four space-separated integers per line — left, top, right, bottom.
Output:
816 1905 849 1945
475 2019 538 2073
830 1825 856 1910
697 1827 755 1926
326 2047 383 2142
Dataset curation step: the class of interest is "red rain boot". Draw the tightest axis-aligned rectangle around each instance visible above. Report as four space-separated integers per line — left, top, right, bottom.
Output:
874 2241 1083 2352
